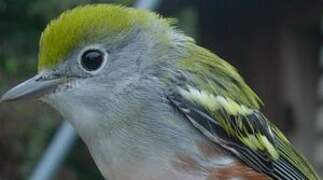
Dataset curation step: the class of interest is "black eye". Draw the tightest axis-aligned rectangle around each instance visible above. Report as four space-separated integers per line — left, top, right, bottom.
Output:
80 49 105 71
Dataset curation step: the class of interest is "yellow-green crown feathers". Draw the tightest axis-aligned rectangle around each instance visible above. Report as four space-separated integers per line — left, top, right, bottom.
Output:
38 4 170 71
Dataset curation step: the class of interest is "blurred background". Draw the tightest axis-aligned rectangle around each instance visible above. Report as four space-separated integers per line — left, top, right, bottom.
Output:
0 0 322 179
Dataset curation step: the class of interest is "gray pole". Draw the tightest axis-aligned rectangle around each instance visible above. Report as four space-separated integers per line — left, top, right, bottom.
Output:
28 0 160 180
29 122 76 180
134 0 160 10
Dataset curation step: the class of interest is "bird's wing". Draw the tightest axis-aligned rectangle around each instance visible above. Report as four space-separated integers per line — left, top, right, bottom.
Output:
166 45 318 180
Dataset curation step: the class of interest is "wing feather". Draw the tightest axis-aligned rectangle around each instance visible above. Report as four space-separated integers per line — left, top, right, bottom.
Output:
168 91 318 179
165 43 318 179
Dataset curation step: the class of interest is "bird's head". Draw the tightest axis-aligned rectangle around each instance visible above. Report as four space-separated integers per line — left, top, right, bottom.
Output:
0 4 180 112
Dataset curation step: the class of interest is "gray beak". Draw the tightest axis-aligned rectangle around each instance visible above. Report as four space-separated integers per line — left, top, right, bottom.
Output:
0 74 63 103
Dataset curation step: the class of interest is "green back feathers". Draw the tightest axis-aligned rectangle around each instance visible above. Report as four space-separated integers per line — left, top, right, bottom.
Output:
38 4 169 71
172 42 319 179
178 43 263 109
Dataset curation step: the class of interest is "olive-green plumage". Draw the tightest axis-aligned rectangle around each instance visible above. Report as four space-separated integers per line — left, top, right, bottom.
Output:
172 41 319 179
178 43 263 108
38 4 170 71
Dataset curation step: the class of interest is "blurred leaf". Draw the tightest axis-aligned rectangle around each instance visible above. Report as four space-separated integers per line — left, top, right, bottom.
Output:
4 58 17 74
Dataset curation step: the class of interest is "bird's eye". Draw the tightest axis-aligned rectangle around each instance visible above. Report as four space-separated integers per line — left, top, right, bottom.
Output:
80 49 106 72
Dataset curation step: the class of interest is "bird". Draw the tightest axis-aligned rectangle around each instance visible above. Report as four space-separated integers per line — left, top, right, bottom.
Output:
0 4 319 180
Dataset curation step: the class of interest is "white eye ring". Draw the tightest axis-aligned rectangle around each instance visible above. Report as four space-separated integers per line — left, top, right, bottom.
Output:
78 45 108 74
